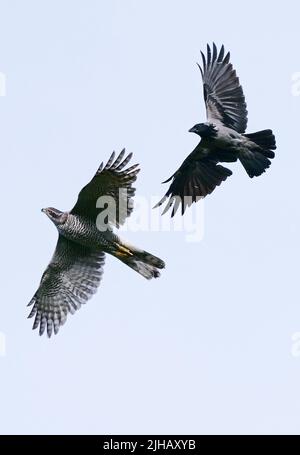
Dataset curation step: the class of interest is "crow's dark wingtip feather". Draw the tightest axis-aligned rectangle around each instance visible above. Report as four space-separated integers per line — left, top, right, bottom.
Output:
224 51 230 63
196 62 204 77
212 43 217 61
153 195 167 209
161 175 173 184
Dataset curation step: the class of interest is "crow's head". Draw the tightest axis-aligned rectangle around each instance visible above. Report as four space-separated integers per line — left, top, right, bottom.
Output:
42 207 67 225
188 122 217 138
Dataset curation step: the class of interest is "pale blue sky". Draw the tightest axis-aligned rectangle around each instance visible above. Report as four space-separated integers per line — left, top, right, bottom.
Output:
0 0 300 435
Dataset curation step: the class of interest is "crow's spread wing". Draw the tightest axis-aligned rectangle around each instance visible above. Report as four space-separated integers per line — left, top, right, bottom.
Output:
28 235 105 337
71 150 140 227
155 145 232 216
199 43 248 133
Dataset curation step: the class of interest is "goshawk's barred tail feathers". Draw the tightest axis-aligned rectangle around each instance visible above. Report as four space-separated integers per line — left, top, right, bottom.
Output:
112 242 165 279
240 129 276 178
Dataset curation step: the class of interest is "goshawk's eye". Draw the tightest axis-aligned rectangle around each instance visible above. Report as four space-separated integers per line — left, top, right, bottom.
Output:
49 209 58 218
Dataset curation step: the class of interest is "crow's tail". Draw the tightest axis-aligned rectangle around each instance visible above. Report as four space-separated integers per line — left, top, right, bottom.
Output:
240 129 276 178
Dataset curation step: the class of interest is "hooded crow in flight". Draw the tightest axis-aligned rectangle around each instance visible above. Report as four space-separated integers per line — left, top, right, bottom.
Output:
156 43 276 216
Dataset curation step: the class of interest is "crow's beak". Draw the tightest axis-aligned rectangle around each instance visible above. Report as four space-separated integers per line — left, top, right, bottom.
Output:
188 127 196 133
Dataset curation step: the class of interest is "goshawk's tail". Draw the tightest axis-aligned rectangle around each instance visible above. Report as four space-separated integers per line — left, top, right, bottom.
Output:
112 241 165 279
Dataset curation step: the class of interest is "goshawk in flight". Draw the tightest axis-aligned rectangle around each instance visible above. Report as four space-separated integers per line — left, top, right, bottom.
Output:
28 150 165 337
156 43 276 216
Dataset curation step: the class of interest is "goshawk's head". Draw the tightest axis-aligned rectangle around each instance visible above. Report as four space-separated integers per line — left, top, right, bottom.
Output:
41 207 67 225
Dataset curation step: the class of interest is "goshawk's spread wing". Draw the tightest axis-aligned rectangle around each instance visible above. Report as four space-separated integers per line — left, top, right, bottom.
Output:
71 149 140 227
28 235 105 337
199 43 248 133
155 145 232 216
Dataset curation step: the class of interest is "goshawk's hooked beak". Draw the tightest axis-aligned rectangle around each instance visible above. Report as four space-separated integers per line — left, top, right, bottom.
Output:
41 208 46 213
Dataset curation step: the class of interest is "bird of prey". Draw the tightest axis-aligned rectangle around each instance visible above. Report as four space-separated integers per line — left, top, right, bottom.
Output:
28 150 165 337
156 43 276 216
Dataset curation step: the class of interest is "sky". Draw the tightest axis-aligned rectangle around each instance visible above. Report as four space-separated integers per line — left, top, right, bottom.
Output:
0 0 300 435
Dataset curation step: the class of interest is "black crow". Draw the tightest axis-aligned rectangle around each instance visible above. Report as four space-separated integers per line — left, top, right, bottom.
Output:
156 43 276 216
